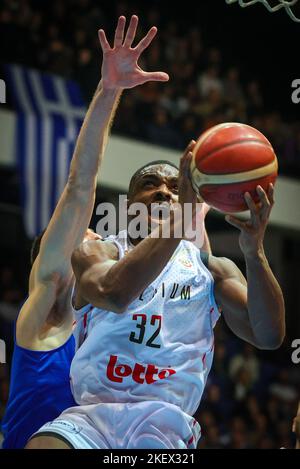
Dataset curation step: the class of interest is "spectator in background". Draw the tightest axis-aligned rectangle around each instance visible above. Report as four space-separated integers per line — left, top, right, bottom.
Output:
246 80 264 118
195 89 224 120
198 65 224 98
227 417 250 449
229 343 260 387
270 369 298 404
75 48 99 102
145 106 182 148
179 114 199 147
223 67 245 106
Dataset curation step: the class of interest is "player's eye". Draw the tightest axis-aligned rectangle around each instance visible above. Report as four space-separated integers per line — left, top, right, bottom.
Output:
143 179 156 188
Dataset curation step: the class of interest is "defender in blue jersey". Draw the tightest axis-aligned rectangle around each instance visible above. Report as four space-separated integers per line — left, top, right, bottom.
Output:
1 334 76 448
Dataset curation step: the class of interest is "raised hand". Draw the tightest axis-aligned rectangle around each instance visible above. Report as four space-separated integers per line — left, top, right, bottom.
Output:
225 184 274 257
98 15 169 90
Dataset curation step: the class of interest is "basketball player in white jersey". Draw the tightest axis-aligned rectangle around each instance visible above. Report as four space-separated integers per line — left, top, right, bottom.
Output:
27 138 285 448
5 15 174 448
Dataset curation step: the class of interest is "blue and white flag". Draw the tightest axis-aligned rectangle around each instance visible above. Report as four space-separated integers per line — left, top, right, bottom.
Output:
5 65 86 238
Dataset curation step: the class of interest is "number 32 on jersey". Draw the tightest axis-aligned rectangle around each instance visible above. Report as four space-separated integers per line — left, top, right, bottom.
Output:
129 314 161 348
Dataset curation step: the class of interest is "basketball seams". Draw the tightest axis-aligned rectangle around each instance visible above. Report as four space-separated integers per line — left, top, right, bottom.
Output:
198 173 277 213
193 139 273 168
192 122 270 160
191 159 278 187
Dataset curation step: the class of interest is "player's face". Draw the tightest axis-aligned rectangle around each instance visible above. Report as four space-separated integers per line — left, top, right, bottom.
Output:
128 164 179 228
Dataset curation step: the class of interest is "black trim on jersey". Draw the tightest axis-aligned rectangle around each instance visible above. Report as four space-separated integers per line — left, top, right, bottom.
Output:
200 251 209 269
28 432 75 449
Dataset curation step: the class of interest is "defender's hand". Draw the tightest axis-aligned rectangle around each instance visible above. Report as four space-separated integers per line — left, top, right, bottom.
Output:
98 15 169 90
225 184 274 257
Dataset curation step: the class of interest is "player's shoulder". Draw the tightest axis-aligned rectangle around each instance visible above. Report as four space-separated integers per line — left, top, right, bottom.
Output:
206 255 242 282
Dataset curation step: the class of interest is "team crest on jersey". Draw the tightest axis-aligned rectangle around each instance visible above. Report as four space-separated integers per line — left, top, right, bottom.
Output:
178 257 193 269
170 247 194 270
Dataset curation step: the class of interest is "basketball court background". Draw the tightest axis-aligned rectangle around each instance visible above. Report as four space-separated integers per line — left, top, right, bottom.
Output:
0 0 299 449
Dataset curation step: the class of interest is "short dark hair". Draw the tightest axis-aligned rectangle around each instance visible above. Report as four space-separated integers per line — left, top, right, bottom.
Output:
128 160 179 196
30 229 46 265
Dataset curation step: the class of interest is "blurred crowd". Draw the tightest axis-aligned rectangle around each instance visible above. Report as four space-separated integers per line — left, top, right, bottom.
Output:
196 324 299 449
0 264 299 449
0 0 300 177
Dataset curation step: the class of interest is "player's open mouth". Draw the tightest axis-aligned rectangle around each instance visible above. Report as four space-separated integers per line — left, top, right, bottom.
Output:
147 201 173 222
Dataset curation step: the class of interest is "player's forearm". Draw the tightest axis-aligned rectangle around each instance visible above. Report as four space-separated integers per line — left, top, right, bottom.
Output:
245 248 285 349
98 213 183 312
68 81 122 195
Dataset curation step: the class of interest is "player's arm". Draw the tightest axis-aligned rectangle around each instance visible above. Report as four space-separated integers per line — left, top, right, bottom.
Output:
31 81 121 283
18 16 169 342
17 84 120 344
72 144 197 313
31 15 168 285
212 184 285 350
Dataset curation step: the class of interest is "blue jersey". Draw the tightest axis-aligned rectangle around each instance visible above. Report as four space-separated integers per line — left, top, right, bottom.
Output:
1 334 76 449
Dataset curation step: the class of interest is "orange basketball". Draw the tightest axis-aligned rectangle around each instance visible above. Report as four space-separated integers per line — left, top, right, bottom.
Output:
190 123 278 213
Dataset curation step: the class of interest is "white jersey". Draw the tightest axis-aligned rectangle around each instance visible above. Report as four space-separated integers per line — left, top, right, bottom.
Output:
70 230 220 417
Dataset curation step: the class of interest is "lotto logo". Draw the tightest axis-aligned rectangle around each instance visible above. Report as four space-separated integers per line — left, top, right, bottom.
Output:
106 354 176 384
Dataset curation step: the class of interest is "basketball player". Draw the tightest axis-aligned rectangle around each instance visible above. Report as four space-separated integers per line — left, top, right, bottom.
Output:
27 140 285 448
1 15 171 449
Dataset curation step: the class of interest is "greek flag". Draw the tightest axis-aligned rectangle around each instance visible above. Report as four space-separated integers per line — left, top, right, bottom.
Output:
5 65 86 238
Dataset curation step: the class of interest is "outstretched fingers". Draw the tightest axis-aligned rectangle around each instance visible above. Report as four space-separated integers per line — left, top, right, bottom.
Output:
256 185 273 222
267 183 274 205
100 15 139 50
140 70 169 83
114 16 126 48
244 191 261 227
98 29 111 52
123 15 139 47
134 26 158 55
